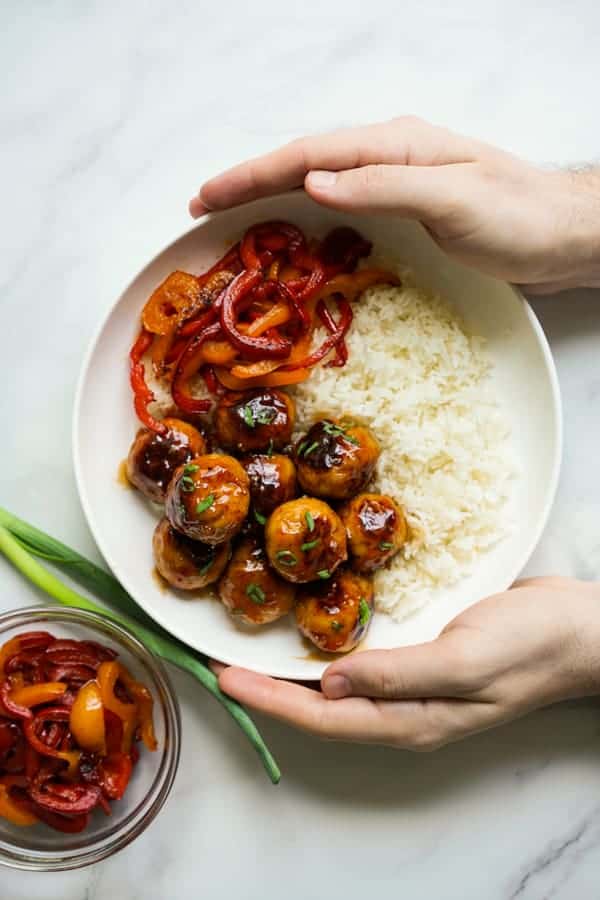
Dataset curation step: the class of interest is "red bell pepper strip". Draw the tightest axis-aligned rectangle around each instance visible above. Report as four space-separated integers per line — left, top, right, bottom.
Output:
30 777 101 816
98 752 133 800
317 301 348 367
171 322 222 414
277 281 311 333
129 330 168 435
8 786 90 832
283 296 353 370
220 269 291 360
0 681 32 720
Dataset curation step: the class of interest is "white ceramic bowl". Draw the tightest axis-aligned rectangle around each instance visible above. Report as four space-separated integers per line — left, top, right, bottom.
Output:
74 191 562 680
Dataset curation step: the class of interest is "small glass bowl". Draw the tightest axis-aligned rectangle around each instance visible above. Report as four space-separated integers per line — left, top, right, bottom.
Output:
0 606 181 871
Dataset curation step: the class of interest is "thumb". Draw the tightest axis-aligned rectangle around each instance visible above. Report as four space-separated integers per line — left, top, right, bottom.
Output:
321 636 464 700
304 163 470 222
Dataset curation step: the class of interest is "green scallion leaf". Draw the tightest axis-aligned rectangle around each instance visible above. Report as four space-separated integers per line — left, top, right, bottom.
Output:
358 597 371 627
256 408 276 426
246 583 266 605
198 556 215 576
297 440 307 456
181 475 196 492
276 550 297 566
379 541 394 550
305 510 315 532
243 406 255 428
183 464 199 475
301 539 320 552
303 441 319 457
196 494 215 514
254 510 267 526
317 569 330 579
267 439 274 457
331 620 343 632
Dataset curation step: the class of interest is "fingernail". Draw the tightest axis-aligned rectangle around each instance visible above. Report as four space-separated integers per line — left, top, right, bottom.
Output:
189 197 209 219
307 170 337 190
322 673 351 699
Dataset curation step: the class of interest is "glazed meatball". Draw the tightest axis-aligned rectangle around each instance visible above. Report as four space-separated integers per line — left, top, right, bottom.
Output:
218 537 296 625
295 419 380 501
165 453 250 544
152 517 230 590
295 569 375 653
265 497 347 584
214 389 295 454
338 493 407 573
241 454 297 520
126 418 206 502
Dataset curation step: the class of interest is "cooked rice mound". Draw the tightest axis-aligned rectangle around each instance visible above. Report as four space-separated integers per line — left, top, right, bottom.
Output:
290 274 515 620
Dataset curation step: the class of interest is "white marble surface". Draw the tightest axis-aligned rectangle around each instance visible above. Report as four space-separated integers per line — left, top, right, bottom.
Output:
2 1 600 896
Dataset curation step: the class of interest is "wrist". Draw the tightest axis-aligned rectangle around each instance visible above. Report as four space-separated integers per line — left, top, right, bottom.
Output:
545 169 600 289
564 579 600 697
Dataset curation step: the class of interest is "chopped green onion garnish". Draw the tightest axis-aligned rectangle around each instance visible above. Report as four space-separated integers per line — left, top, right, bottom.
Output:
317 569 330 579
243 406 255 428
343 433 360 446
181 475 196 492
198 556 215 576
196 494 215 514
246 583 266 605
254 509 267 525
267 439 274 457
303 441 319 457
379 541 394 550
297 440 307 456
301 539 320 552
256 408 276 425
305 510 315 532
276 550 297 566
331 620 343 632
358 598 371 626
183 464 199 475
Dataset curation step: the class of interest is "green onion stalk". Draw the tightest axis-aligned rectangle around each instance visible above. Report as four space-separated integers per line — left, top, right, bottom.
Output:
0 507 280 785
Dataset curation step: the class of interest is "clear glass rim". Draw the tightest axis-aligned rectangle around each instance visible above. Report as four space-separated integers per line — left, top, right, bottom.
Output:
0 605 181 871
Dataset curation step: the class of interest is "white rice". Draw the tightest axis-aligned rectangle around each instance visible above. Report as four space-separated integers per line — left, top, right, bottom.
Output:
289 272 515 621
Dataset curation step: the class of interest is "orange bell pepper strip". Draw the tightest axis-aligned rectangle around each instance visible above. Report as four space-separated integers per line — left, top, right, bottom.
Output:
10 682 66 708
0 782 38 826
313 268 400 303
97 662 137 753
215 367 311 390
116 667 157 752
142 271 203 336
69 681 106 755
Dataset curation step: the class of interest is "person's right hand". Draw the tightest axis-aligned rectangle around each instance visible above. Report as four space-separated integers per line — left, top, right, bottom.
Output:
190 117 600 292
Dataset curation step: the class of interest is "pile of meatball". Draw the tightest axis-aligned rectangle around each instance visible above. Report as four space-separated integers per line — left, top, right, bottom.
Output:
126 388 407 653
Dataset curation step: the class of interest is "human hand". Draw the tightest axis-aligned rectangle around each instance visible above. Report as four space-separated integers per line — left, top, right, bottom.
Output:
215 577 600 750
190 117 600 292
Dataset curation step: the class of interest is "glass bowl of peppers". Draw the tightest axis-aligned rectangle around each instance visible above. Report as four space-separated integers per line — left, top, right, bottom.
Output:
0 606 181 870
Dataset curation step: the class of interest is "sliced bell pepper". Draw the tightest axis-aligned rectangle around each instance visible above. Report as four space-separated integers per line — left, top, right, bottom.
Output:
215 366 310 390
69 681 106 755
171 322 222 415
220 269 291 360
98 752 133 800
0 782 38 826
116 667 157 752
9 682 67 709
141 271 203 336
129 330 168 435
96 662 137 754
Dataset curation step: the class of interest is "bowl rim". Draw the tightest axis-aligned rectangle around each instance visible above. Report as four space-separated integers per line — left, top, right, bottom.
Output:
72 192 563 678
0 605 181 871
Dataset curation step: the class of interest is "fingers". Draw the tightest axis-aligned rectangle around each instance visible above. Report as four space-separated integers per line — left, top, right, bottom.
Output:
321 635 469 700
304 163 470 221
217 666 498 749
218 665 390 742
191 117 481 215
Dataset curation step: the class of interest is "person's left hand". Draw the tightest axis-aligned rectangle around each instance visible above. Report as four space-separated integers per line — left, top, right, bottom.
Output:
214 577 600 750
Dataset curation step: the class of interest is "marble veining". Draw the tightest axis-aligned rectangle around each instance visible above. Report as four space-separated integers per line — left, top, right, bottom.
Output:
2 0 600 897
